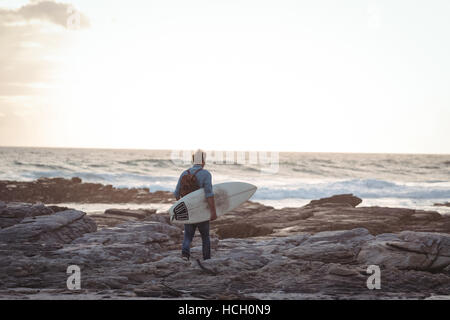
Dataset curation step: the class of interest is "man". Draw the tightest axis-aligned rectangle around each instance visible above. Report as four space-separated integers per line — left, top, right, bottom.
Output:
174 149 217 261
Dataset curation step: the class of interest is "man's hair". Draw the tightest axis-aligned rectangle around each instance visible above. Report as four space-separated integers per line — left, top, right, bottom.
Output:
192 149 206 165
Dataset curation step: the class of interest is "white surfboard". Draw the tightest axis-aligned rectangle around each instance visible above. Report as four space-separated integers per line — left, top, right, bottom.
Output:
169 182 257 224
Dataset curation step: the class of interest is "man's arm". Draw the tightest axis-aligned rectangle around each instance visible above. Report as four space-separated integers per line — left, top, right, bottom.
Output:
206 196 217 221
204 172 217 221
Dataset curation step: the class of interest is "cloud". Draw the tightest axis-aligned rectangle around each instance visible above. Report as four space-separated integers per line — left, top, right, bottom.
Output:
0 1 89 98
0 0 89 126
0 1 90 29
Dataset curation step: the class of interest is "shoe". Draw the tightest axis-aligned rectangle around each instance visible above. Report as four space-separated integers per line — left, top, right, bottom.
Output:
181 252 190 261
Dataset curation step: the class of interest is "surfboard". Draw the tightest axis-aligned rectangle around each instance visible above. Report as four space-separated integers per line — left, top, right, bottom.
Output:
169 182 257 224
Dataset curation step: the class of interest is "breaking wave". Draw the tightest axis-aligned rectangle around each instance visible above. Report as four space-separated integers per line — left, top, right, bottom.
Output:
253 179 450 200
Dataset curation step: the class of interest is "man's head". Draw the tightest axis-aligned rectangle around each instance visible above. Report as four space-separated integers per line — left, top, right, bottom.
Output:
192 149 206 167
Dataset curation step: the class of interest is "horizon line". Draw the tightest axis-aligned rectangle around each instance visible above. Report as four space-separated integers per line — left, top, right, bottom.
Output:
1 144 449 156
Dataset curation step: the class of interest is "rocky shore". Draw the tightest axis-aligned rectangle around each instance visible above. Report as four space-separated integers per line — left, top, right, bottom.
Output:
434 202 450 207
0 177 175 204
1 193 449 300
211 194 450 238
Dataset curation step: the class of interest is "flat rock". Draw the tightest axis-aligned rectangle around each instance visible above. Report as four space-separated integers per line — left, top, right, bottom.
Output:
216 222 273 239
285 228 374 264
357 231 450 272
0 202 53 229
90 208 160 228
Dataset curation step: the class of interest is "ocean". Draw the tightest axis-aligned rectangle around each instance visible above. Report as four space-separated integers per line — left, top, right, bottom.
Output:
1 147 449 214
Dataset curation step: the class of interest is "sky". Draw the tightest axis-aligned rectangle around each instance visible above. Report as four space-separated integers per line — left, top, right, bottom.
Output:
0 0 449 154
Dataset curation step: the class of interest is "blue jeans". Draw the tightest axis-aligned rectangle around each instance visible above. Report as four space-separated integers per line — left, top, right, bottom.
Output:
182 221 211 260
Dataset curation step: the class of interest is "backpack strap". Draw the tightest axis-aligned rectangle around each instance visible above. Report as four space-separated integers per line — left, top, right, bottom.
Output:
187 167 202 176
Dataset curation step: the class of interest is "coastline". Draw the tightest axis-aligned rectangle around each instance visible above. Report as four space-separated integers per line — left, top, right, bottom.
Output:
2 177 450 215
0 178 449 299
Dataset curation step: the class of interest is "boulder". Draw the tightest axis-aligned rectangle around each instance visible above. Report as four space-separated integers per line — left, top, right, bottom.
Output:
0 209 96 244
305 194 362 208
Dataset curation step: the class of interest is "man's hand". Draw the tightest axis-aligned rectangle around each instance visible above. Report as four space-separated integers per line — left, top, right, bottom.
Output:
207 196 217 221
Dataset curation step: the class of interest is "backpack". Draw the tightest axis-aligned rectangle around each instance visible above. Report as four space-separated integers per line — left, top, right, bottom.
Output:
179 168 202 197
